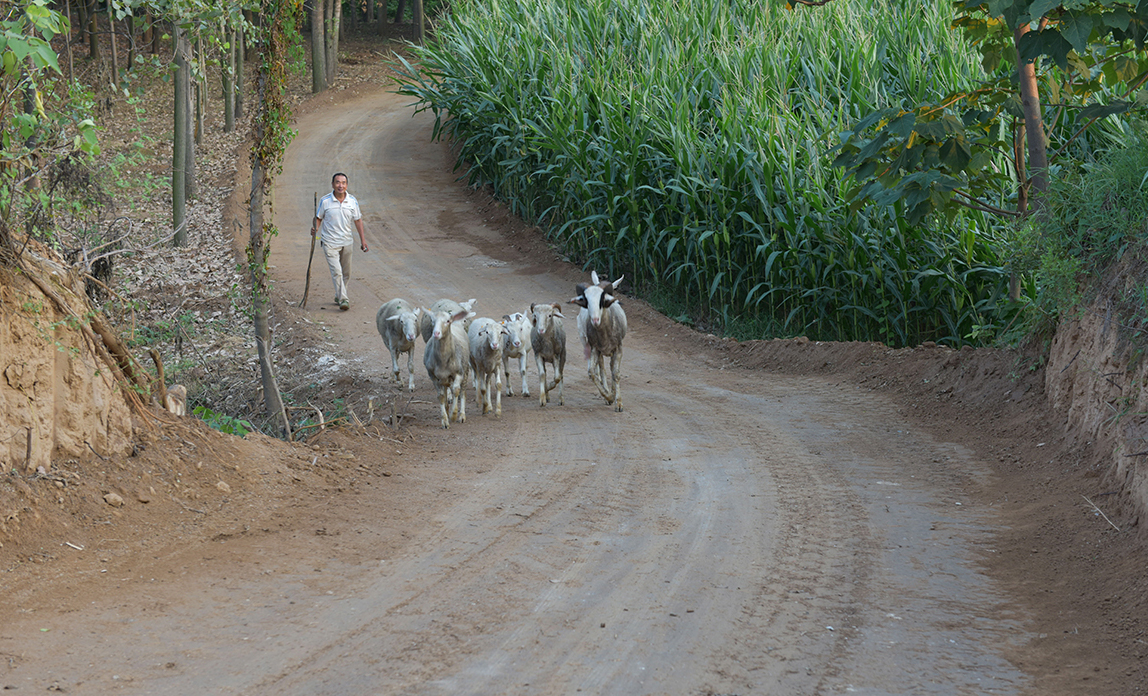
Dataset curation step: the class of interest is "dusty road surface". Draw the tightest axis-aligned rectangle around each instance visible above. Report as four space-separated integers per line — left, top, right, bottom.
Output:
2 85 1143 696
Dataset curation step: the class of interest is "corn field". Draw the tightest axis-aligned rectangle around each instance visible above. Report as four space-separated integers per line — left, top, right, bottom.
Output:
395 0 1014 346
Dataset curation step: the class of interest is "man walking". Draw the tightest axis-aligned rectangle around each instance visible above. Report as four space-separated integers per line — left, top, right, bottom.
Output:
312 172 369 311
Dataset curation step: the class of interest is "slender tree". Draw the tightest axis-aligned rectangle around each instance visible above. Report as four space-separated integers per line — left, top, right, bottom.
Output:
248 0 300 438
310 0 326 92
222 19 236 132
173 23 190 246
323 0 339 85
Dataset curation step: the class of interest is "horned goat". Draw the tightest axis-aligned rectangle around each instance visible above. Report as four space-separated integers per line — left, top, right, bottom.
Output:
571 271 627 412
376 298 422 392
529 302 566 407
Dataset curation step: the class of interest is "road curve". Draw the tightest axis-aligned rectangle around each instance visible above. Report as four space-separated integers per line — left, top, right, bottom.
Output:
258 89 1031 695
0 89 1034 696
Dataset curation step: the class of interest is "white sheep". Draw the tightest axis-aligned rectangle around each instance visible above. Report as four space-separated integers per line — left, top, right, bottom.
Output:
571 271 627 412
419 298 477 343
500 311 533 397
422 307 474 428
376 298 422 392
529 302 566 407
468 317 508 418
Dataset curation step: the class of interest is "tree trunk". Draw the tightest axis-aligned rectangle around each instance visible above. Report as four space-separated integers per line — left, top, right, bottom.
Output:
76 0 88 50
1014 24 1048 211
173 25 190 246
87 0 99 61
126 15 136 70
64 0 74 82
109 15 119 89
249 71 292 440
311 0 327 93
223 23 236 133
236 19 246 119
324 0 339 85
367 0 375 25
395 0 406 23
414 0 424 43
150 12 160 54
195 36 205 146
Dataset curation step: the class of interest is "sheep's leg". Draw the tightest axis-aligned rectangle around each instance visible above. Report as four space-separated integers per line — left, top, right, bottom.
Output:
610 347 623 412
536 355 548 407
555 358 564 406
390 349 401 385
519 354 530 397
457 376 467 423
437 383 450 429
589 351 612 402
405 350 416 392
493 369 502 418
503 355 514 396
482 371 493 415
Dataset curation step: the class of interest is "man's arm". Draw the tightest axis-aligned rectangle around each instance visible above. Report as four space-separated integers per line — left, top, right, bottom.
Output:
356 219 368 252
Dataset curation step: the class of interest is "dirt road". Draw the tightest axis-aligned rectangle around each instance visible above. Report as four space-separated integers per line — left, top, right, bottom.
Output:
0 88 1118 695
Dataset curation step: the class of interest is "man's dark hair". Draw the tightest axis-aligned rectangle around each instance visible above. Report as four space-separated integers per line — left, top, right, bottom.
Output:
332 172 348 184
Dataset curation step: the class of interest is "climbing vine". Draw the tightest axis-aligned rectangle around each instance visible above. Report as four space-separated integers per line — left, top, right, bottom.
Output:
247 0 302 439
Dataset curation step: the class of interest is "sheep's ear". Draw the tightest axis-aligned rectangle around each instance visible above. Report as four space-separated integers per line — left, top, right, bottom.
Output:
553 310 566 318
387 315 402 323
449 309 470 323
570 295 588 308
590 270 601 285
502 314 512 321
529 302 537 313
602 294 617 308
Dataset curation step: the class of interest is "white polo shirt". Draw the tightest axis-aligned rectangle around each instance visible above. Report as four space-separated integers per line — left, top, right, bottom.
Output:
316 191 362 247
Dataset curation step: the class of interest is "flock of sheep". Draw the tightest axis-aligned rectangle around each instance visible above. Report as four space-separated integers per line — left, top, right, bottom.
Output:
376 271 628 428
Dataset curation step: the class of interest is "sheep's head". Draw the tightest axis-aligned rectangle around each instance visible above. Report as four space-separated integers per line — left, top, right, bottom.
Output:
571 271 623 326
431 309 473 340
530 302 564 330
389 308 421 343
501 313 530 349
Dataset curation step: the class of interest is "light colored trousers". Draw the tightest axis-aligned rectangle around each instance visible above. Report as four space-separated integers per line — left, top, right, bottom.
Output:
322 241 353 302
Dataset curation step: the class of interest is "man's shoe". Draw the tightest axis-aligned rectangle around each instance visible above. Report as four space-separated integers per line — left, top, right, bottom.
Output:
339 299 350 311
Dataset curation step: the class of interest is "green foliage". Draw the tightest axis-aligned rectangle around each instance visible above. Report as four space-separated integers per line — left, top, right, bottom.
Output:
123 312 197 348
193 405 256 437
1014 131 1148 322
833 0 1148 223
396 0 1012 346
1 0 100 259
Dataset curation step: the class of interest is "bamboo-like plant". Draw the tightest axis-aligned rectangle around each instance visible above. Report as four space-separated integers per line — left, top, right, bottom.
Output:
396 0 1016 346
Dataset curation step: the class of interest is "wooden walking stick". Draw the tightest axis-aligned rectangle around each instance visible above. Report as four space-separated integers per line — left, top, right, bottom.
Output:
301 191 318 308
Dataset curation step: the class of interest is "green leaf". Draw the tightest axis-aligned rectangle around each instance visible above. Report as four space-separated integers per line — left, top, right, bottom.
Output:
939 138 972 171
1104 8 1132 31
1060 12 1095 53
1018 28 1074 70
886 112 916 139
1114 55 1139 83
1078 101 1131 119
1027 0 1063 21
